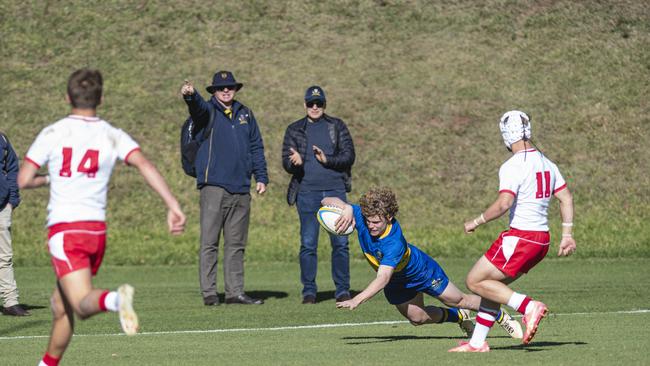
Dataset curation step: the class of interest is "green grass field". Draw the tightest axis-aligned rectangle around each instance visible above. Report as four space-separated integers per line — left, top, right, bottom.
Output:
1 2 648 363
1 258 647 365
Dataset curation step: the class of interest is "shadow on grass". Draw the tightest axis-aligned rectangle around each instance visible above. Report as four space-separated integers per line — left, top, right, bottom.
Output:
217 290 288 302
491 341 588 352
22 303 48 311
0 319 50 336
343 335 467 344
343 334 513 345
315 290 360 303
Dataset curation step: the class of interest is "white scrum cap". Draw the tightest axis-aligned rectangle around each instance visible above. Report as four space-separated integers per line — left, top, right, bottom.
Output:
499 110 531 148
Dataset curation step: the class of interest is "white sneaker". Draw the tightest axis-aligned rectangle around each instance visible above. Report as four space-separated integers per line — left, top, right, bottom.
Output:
496 309 523 339
118 284 139 336
457 308 475 337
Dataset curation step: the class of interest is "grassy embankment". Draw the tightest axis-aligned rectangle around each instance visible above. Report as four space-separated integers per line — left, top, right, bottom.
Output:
1 1 648 265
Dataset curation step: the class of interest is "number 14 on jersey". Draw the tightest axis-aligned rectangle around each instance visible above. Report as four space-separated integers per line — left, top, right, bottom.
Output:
60 147 99 178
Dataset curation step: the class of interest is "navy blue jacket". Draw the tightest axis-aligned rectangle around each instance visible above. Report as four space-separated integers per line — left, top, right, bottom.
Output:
184 92 268 193
0 133 20 211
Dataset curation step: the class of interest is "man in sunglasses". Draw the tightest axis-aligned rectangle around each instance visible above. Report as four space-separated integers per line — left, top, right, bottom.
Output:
181 71 268 306
281 86 355 304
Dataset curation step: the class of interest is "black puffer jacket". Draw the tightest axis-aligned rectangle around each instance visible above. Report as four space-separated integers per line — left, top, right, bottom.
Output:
281 114 355 205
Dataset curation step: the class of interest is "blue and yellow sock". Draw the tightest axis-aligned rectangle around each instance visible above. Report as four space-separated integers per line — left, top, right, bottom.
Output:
496 310 504 323
437 307 460 323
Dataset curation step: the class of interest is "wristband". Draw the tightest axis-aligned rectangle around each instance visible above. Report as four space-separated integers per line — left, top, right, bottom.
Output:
480 214 486 224
562 222 573 227
562 234 572 238
44 175 50 185
473 219 480 226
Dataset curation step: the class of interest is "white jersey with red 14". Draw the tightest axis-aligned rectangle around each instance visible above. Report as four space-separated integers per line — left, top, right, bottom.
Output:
25 115 140 226
498 149 566 231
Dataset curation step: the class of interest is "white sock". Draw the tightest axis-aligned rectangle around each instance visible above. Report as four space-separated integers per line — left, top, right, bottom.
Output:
470 311 496 348
507 292 526 312
104 291 119 312
469 323 491 348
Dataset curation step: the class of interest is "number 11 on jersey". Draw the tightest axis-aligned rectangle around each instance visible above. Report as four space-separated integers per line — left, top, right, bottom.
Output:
535 171 551 199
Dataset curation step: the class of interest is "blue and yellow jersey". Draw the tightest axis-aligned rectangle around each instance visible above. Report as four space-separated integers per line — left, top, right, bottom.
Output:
352 205 435 288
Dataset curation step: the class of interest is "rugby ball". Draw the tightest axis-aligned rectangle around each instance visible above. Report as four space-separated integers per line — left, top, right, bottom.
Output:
317 206 355 236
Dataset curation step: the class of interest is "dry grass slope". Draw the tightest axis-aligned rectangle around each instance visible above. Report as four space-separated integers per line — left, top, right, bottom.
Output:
0 1 648 264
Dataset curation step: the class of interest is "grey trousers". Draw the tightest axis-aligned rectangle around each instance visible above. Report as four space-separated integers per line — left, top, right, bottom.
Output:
199 185 251 299
0 205 19 308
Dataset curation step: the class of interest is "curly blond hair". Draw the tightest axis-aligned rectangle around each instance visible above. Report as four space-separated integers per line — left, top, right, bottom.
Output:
359 187 399 219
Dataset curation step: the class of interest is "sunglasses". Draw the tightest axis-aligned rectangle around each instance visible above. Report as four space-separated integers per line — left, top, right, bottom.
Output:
215 85 237 92
306 100 325 108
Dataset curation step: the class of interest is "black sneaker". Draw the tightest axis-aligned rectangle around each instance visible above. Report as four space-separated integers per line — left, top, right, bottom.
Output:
2 305 31 316
302 295 316 304
203 295 220 306
225 294 263 305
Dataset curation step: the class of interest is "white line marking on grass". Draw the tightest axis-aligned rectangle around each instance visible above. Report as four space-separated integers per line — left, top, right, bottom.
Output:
1 309 648 341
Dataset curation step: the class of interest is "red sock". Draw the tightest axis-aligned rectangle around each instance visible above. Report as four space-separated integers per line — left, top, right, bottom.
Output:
98 290 110 312
518 296 532 315
42 353 60 366
476 306 498 327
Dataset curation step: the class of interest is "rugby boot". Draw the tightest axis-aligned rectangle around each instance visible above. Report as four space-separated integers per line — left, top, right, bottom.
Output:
118 284 139 336
522 301 548 344
448 341 490 353
496 309 523 339
457 308 475 337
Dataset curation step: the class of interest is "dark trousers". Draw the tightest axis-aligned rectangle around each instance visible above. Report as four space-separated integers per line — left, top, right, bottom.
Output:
199 185 250 299
296 190 350 298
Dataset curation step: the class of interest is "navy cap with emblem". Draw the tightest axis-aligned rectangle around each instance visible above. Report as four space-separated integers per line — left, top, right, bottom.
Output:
304 85 326 103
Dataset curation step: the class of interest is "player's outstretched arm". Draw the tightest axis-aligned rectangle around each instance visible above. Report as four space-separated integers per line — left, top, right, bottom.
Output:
555 188 576 256
126 150 186 235
337 265 393 310
17 161 49 189
464 192 514 233
321 196 347 209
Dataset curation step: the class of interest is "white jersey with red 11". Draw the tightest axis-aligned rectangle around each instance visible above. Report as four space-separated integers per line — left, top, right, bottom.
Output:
498 149 566 232
25 115 140 226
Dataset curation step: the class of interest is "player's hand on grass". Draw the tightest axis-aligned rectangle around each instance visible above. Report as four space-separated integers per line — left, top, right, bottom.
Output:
288 147 303 166
168 207 186 235
336 298 359 310
558 236 576 256
180 79 194 96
